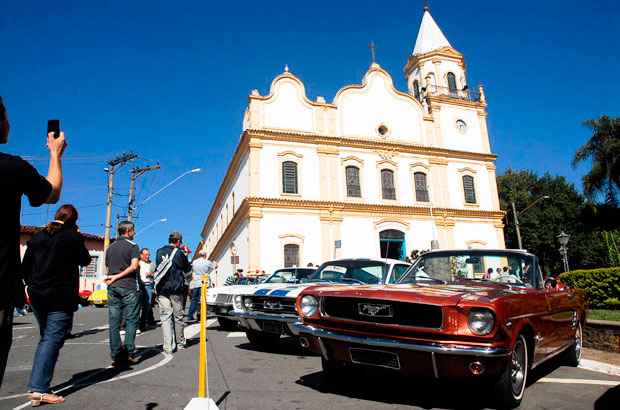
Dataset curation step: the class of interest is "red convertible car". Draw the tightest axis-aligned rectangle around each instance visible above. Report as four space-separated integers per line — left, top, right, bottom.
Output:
294 249 586 409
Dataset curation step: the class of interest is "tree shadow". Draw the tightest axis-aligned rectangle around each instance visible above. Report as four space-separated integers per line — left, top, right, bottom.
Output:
50 347 165 398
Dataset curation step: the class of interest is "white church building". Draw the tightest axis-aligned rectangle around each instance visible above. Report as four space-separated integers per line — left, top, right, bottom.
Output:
199 6 505 284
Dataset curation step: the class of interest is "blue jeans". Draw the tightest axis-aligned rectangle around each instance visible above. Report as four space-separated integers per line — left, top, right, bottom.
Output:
108 287 140 360
140 283 154 328
28 310 73 393
187 287 201 320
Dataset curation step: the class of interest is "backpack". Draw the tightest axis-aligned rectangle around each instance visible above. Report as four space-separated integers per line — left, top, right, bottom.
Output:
153 248 178 288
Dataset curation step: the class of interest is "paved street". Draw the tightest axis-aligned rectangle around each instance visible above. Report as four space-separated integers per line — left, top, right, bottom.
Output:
1 307 619 410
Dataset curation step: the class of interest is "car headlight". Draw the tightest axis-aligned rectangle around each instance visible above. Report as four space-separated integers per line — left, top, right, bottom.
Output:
467 308 495 335
233 295 244 311
244 297 253 310
299 295 319 317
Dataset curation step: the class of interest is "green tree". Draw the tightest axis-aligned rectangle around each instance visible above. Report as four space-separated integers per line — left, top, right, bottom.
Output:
573 115 620 206
497 170 614 274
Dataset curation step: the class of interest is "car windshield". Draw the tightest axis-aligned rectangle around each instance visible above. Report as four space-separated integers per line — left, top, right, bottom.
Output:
399 251 536 288
263 268 315 284
306 260 389 284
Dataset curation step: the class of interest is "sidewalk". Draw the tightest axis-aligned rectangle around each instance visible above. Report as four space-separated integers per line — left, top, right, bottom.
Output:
582 348 620 376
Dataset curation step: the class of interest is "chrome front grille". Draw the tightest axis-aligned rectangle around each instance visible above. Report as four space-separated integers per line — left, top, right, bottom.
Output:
215 294 233 304
243 296 297 315
321 296 442 329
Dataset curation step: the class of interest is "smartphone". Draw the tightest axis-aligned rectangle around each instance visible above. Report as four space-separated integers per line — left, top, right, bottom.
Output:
47 119 60 139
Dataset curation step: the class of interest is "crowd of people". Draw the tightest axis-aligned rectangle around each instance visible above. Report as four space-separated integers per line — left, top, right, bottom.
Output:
0 96 215 406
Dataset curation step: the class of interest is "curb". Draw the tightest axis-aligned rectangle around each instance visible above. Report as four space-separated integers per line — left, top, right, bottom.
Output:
579 358 620 377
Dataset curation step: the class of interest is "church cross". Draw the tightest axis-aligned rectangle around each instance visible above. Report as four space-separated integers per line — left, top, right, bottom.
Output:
369 41 377 63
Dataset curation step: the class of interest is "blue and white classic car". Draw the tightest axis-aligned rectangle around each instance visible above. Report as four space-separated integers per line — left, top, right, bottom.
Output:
231 258 410 347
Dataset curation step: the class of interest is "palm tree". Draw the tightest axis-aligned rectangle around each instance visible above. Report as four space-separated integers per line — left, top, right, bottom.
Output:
573 115 620 206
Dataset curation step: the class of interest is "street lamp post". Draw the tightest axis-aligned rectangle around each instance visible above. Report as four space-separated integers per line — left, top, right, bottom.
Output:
512 195 550 249
557 231 570 272
135 218 167 237
139 168 201 207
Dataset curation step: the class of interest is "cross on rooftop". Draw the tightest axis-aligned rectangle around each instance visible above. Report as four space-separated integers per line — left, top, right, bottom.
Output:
368 41 377 63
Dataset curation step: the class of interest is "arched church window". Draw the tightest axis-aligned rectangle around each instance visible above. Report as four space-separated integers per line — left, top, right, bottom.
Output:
413 80 421 101
381 169 396 200
414 172 429 202
282 161 298 194
447 72 458 97
284 244 300 267
345 166 361 197
462 175 477 204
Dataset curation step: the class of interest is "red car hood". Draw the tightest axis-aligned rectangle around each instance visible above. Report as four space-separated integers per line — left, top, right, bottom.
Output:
307 283 527 307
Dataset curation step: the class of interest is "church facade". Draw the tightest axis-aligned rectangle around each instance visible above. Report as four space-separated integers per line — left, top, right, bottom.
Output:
199 8 505 285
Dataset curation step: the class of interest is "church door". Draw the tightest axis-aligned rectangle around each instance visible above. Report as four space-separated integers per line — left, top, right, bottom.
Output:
379 229 406 260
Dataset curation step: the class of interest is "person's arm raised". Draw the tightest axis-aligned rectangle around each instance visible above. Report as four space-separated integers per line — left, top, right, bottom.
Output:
45 131 67 204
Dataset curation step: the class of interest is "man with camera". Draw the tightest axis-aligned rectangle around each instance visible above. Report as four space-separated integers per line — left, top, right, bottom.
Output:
0 96 67 387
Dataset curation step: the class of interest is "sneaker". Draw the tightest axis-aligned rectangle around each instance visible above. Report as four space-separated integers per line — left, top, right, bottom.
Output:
119 330 126 335
176 344 186 350
163 349 173 355
136 329 142 335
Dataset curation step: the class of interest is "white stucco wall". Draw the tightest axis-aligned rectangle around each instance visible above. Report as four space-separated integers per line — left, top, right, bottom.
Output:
439 106 483 152
452 221 499 249
335 69 425 143
211 220 248 287
259 212 322 274
259 143 320 200
262 78 314 133
446 162 492 210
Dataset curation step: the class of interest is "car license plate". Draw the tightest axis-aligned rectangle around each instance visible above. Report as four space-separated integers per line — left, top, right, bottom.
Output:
262 321 283 334
349 348 400 369
94 300 102 304
218 307 229 314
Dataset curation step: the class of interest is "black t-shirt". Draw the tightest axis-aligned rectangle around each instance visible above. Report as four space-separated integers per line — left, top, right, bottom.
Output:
0 152 52 308
22 227 92 312
105 236 140 290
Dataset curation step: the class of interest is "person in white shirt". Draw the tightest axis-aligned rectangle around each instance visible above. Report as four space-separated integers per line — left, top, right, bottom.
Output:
187 250 216 321
138 248 156 330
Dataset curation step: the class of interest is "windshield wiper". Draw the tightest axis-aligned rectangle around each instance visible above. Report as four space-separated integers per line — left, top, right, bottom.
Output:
413 277 447 285
338 278 366 285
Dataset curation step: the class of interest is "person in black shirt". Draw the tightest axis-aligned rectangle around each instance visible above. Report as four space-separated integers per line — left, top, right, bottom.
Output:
104 221 140 366
22 204 91 406
0 96 67 387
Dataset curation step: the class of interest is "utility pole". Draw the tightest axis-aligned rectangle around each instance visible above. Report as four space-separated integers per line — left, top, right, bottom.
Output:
128 164 161 221
104 152 139 250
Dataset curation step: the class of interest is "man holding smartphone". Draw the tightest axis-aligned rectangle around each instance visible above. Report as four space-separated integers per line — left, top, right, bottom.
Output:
0 96 67 387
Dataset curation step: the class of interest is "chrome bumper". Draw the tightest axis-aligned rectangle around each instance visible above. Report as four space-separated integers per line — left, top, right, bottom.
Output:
206 303 233 317
231 311 301 335
293 323 511 357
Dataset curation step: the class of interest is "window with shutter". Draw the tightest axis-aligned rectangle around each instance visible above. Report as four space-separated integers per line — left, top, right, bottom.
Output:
413 80 421 101
414 172 429 202
282 161 298 194
447 72 458 97
284 244 299 267
345 166 361 197
463 175 476 204
381 169 396 200
82 255 99 278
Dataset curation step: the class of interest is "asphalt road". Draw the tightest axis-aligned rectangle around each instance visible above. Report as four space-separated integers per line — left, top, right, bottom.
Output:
1 307 619 410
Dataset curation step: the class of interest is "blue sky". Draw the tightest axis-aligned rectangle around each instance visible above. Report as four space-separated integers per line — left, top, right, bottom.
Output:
1 1 619 254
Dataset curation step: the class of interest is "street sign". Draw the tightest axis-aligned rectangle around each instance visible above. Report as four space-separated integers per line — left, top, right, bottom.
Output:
231 255 239 264
231 246 238 255
334 240 341 248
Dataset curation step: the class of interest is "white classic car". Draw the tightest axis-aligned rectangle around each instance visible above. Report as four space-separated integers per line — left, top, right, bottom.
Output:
231 258 411 347
206 267 315 329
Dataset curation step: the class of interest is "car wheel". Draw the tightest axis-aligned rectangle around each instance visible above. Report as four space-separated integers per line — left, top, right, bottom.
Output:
564 320 582 367
245 330 280 348
217 317 237 330
321 358 353 381
493 334 528 409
